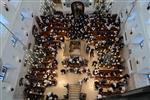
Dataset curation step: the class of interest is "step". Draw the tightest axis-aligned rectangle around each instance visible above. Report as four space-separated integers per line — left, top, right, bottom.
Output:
69 98 80 100
69 89 80 91
68 84 81 100
69 87 81 89
69 93 79 95
69 96 80 98
69 96 80 99
69 88 80 90
69 87 81 90
69 85 81 88
69 87 80 89
69 90 80 93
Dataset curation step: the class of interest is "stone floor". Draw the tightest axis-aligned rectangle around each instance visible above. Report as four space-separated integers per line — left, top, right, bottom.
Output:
44 43 99 100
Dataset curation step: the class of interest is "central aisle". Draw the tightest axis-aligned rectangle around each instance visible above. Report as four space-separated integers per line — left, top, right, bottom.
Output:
45 42 98 100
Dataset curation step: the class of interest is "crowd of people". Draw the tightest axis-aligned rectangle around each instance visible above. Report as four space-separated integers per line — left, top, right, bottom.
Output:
24 14 63 99
24 43 59 99
22 2 130 99
61 56 88 74
95 74 129 98
62 56 88 67
88 9 129 99
46 92 58 100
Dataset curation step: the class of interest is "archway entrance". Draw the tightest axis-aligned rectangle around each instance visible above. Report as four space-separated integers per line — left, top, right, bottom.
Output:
71 1 85 17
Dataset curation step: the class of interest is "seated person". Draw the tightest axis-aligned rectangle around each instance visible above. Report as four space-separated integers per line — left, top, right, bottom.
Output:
92 61 97 67
46 92 58 100
61 69 66 74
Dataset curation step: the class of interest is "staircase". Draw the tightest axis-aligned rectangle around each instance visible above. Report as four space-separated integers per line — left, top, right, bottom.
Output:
68 83 82 100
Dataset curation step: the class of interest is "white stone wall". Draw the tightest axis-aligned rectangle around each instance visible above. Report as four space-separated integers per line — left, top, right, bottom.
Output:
111 0 150 90
0 0 41 100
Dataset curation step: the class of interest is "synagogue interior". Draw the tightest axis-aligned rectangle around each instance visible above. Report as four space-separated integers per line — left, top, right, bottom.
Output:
0 0 150 100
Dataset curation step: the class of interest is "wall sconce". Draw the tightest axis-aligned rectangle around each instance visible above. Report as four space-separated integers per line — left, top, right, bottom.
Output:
147 2 150 10
1 1 9 11
4 4 9 11
130 31 133 35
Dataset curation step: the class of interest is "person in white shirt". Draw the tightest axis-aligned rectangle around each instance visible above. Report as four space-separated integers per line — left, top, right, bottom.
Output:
97 94 102 99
